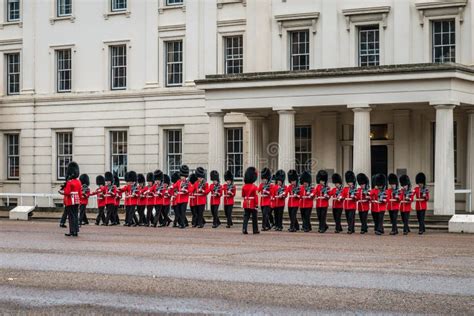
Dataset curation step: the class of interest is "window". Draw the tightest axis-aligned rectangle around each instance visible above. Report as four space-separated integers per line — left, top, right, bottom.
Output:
6 53 20 95
167 0 183 5
431 121 457 182
110 45 127 90
110 131 127 178
165 40 183 86
7 0 20 22
166 130 182 175
111 0 127 11
370 124 388 140
432 20 455 63
358 25 379 66
6 134 19 180
57 132 73 180
56 49 72 92
295 126 312 174
224 36 243 74
57 0 72 16
226 128 243 179
289 30 309 71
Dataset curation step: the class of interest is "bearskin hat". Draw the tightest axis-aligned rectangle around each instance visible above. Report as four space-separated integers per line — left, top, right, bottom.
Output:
300 170 312 185
275 170 286 184
66 161 80 179
288 169 298 182
224 170 234 182
146 172 154 183
163 174 171 185
316 170 328 184
357 173 369 186
210 170 219 182
171 171 180 184
137 173 145 184
154 169 163 181
244 167 258 184
195 167 206 179
104 171 114 183
416 172 426 185
180 165 190 177
400 174 411 187
388 173 398 186
345 171 356 184
189 173 198 184
114 173 120 187
374 173 386 188
79 174 90 186
128 171 137 182
260 167 272 180
96 175 105 186
332 173 342 184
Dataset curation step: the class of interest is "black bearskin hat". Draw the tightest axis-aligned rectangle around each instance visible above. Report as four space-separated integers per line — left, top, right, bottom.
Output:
400 174 411 187
275 170 286 184
96 175 105 186
114 173 120 187
128 171 137 182
146 172 154 183
244 167 258 184
357 173 369 186
300 170 312 185
154 169 163 181
210 170 219 182
171 172 180 184
332 173 342 184
288 169 298 182
180 165 190 177
316 170 328 184
79 174 90 186
224 170 233 182
260 167 272 180
104 171 114 183
163 174 171 185
416 172 426 185
189 173 198 184
66 161 80 179
137 173 145 184
374 173 386 188
388 173 398 186
345 171 356 184
195 167 206 179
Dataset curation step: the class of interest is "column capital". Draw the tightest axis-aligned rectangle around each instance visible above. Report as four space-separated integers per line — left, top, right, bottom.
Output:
430 100 460 108
206 110 226 117
246 113 267 120
272 106 295 114
347 103 371 109
351 107 372 113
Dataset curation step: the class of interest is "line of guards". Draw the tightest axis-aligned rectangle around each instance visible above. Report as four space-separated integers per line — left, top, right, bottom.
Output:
60 161 429 237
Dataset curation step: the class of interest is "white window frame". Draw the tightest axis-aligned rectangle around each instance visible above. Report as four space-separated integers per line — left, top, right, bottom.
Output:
166 0 183 6
358 24 380 67
431 19 456 63
422 15 461 64
295 125 312 174
224 35 243 74
6 133 19 180
56 131 73 180
56 48 72 93
6 0 20 22
111 0 127 12
164 40 183 87
57 0 72 17
109 130 128 179
225 127 243 179
288 30 310 71
165 129 182 175
110 44 127 90
5 52 20 95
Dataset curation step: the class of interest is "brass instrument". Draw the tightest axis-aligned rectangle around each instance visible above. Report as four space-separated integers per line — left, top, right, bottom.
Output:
262 181 271 196
226 183 233 197
180 179 189 193
378 186 386 203
277 184 285 198
213 183 220 196
349 185 356 199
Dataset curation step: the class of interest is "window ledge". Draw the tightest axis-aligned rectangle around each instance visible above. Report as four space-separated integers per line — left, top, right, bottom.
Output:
103 10 131 20
158 5 186 14
0 180 21 186
50 15 75 25
342 6 391 31
217 0 246 9
0 20 22 29
415 1 467 26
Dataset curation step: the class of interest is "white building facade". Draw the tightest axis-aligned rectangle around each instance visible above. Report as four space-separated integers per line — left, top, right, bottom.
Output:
0 0 473 214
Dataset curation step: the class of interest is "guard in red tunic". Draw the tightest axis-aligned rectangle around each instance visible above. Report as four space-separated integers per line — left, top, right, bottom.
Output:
160 174 173 226
170 172 180 227
136 173 146 226
242 167 259 234
113 174 121 225
92 175 106 225
386 173 400 235
299 171 314 233
414 172 429 235
315 170 330 233
270 170 286 231
79 174 90 226
285 169 300 232
172 165 193 229
194 167 209 228
356 173 370 234
209 170 222 228
124 171 139 227
103 171 117 226
399 175 413 235
370 174 387 235
330 173 344 233
152 170 164 227
59 162 81 237
222 170 236 228
188 173 198 227
258 168 273 231
143 172 155 226
341 171 357 234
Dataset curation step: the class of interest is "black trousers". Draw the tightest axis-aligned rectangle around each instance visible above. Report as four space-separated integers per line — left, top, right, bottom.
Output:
176 203 188 228
379 211 385 233
316 207 328 232
146 205 154 225
136 205 146 225
224 204 233 226
269 209 275 226
112 205 120 225
153 205 163 226
196 204 205 227
274 206 284 229
66 205 79 235
96 206 106 225
417 210 426 232
191 205 198 227
79 204 88 225
388 210 399 233
345 210 355 232
211 205 221 227
288 207 299 231
105 204 115 225
401 211 410 233
60 208 68 226
124 205 133 225
300 208 312 232
359 211 368 232
261 206 271 229
161 205 171 225
243 208 259 233
372 212 379 233
332 208 343 232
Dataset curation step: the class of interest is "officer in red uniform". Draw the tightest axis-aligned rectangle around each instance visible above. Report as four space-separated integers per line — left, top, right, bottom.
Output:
270 170 286 231
152 170 164 227
103 171 117 226
124 171 138 227
386 174 400 235
113 174 121 225
242 167 259 234
194 167 209 228
160 174 173 226
370 173 387 235
258 168 273 231
414 172 429 235
285 169 300 232
330 173 344 233
314 170 330 233
79 174 90 226
92 175 106 225
399 175 413 235
59 162 81 237
136 173 146 226
299 170 314 233
188 173 198 227
341 171 357 234
209 170 222 228
170 172 180 227
143 172 155 226
356 173 370 234
172 165 193 229
222 170 236 228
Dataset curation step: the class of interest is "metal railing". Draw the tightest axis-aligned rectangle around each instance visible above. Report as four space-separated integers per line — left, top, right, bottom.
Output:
454 189 472 213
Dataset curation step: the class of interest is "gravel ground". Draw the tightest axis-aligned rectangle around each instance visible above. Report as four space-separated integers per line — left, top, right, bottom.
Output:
0 220 473 315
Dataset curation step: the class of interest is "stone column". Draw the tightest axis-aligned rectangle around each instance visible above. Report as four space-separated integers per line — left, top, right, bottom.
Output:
247 115 264 169
433 103 457 215
350 105 372 176
277 109 296 171
466 110 474 212
207 111 226 178
393 110 410 173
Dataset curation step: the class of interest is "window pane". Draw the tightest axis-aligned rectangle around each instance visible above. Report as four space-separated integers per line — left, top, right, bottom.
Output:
6 53 20 95
112 0 127 11
110 131 127 178
7 0 20 21
358 26 379 67
57 49 72 92
110 45 127 89
165 41 183 86
225 128 243 178
289 30 310 70
432 20 455 63
57 132 73 180
295 126 312 174
224 35 243 74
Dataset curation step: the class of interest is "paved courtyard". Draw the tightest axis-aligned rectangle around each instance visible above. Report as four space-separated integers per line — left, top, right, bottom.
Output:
0 220 473 315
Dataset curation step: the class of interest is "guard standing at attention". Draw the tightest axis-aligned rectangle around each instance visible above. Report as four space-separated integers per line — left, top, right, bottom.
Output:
59 161 81 237
242 166 259 235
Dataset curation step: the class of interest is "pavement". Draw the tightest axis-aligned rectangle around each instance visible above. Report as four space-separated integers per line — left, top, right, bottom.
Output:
0 220 473 315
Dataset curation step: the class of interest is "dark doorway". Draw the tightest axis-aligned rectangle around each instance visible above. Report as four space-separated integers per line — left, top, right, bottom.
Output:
371 145 388 177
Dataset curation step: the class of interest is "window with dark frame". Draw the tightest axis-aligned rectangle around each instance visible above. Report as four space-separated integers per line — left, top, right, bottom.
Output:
165 40 183 87
57 132 73 180
224 36 243 74
295 126 312 174
111 0 127 11
226 127 243 179
110 131 127 179
57 0 72 16
56 49 72 92
7 0 20 22
289 30 310 71
166 129 182 175
6 53 20 95
166 0 183 5
7 134 19 180
358 25 380 66
432 20 456 63
110 45 127 90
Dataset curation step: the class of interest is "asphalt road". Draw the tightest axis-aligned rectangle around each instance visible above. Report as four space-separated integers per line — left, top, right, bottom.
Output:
0 220 473 315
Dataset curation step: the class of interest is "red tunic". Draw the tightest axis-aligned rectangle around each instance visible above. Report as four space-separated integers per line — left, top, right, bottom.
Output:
114 188 121 207
413 186 430 211
162 185 172 206
222 183 236 206
299 185 314 209
242 183 258 209
173 179 193 204
91 187 106 208
314 184 330 208
370 188 387 212
102 184 117 206
270 184 286 208
154 184 164 206
399 188 413 212
258 183 273 207
194 181 209 206
137 184 147 206
209 183 222 206
144 184 155 206
79 186 90 206
355 188 370 212
386 188 400 211
342 186 357 210
285 183 300 208
330 186 344 209
63 179 81 206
